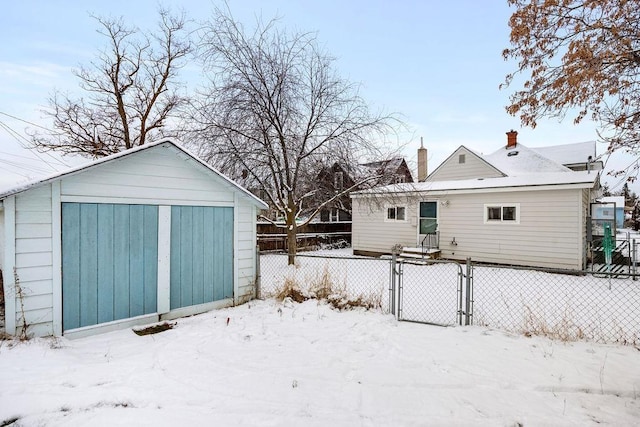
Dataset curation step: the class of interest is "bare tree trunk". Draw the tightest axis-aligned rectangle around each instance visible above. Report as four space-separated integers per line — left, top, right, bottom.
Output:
286 198 298 265
287 224 297 265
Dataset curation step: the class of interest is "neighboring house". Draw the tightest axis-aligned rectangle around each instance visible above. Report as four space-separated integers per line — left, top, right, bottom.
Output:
351 131 601 270
0 139 267 338
314 157 414 223
593 196 625 231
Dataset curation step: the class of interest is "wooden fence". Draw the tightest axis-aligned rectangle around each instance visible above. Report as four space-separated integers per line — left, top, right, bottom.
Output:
257 221 351 252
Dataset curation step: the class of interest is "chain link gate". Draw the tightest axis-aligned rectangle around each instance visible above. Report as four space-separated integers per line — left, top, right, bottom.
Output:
390 255 473 326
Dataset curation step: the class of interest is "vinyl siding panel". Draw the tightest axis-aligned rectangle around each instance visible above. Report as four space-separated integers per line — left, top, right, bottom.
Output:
352 196 419 253
427 147 503 182
60 148 235 204
13 185 54 336
236 201 257 302
438 189 583 269
0 210 4 272
353 187 586 269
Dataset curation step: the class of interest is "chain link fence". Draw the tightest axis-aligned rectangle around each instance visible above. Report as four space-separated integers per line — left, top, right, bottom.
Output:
472 265 640 345
258 252 390 311
397 260 465 326
257 250 640 345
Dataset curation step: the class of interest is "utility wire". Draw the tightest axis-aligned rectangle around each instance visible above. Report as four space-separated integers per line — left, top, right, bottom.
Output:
0 118 69 172
0 110 60 133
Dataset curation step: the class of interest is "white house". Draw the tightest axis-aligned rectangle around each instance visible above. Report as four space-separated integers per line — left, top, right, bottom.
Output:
351 131 601 270
593 196 625 231
0 139 267 338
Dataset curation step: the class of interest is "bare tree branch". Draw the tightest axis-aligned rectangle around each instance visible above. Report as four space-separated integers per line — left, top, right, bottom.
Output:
188 8 400 263
30 8 193 157
502 0 640 180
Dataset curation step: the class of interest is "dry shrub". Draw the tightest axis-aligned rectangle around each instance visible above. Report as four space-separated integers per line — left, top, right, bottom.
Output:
274 263 382 311
275 274 307 303
521 303 586 342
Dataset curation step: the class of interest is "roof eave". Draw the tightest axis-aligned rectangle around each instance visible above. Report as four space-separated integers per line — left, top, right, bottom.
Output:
0 139 269 210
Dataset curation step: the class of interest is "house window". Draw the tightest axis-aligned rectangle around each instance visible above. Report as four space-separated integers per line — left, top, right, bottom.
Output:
484 204 520 224
330 208 339 222
386 206 406 221
394 175 405 184
419 201 437 234
334 172 344 190
459 154 466 164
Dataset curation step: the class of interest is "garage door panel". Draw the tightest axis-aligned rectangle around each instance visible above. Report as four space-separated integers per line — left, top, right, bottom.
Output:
129 205 145 317
97 204 115 324
143 205 159 314
192 206 205 305
113 205 131 321
79 204 98 327
62 203 158 331
171 206 233 310
61 203 81 330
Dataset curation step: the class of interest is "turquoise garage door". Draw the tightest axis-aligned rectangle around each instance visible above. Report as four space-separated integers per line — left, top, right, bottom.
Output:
170 206 234 310
62 203 159 331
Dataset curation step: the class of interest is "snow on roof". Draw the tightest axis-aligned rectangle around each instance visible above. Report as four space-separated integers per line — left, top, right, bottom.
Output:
533 141 597 165
353 170 598 195
483 144 571 175
599 196 625 207
0 139 268 209
360 157 405 171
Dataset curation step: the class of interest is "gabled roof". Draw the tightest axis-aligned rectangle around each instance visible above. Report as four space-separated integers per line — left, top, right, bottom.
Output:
360 157 405 172
427 145 506 180
0 138 268 209
533 141 597 166
483 144 571 175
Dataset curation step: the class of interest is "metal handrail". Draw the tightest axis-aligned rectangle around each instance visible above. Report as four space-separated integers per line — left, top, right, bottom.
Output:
420 231 439 257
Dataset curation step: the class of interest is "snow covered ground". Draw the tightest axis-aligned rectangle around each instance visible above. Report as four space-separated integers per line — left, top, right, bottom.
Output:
260 251 640 344
1 299 640 426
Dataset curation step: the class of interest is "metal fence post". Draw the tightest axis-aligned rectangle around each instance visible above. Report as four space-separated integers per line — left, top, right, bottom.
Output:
390 253 397 317
255 245 262 299
633 239 637 280
465 257 472 326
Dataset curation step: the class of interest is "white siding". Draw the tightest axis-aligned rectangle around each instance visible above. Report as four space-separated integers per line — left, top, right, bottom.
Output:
236 200 257 303
0 208 4 272
2 144 261 338
437 189 583 269
13 185 54 336
60 147 236 205
427 147 503 182
352 196 419 253
353 187 586 270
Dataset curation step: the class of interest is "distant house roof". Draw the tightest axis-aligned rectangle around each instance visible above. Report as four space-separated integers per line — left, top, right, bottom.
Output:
0 139 268 209
483 144 571 175
532 141 598 166
600 196 625 207
360 157 405 171
352 170 598 196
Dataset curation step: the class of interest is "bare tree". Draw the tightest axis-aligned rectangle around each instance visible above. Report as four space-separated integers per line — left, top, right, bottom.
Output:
190 10 398 264
31 9 192 157
502 0 640 180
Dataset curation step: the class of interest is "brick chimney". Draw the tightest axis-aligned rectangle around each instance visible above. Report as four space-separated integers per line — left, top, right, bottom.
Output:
417 137 428 181
506 130 518 148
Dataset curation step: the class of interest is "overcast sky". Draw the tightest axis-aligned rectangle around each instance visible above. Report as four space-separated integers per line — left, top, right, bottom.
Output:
0 0 633 192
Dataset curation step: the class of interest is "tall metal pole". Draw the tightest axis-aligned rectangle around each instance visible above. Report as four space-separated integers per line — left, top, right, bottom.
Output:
465 257 472 326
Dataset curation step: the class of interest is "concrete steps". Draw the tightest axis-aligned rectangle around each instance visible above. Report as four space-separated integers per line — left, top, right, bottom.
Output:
397 247 441 263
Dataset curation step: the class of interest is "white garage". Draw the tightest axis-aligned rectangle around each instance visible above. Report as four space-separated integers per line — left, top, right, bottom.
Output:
0 139 267 338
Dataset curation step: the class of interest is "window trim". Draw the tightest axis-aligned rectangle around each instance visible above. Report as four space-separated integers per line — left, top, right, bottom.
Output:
483 203 520 224
334 171 344 190
385 205 407 222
